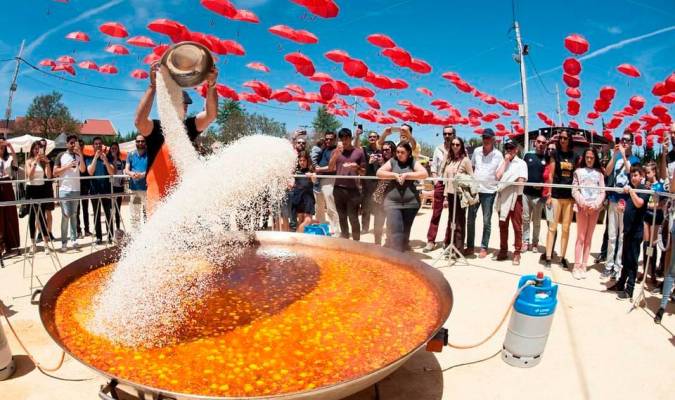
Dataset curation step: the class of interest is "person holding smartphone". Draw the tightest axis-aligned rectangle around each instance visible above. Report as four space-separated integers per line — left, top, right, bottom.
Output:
87 137 115 245
25 141 53 253
353 126 382 234
378 124 419 158
54 135 87 250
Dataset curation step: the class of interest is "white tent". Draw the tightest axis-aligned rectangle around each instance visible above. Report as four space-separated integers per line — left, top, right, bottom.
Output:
7 134 56 154
119 140 136 154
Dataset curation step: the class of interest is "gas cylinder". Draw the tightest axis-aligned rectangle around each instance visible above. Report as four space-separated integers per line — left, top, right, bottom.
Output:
502 272 558 368
0 321 15 380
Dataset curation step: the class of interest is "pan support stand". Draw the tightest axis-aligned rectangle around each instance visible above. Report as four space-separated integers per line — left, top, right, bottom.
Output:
443 187 468 267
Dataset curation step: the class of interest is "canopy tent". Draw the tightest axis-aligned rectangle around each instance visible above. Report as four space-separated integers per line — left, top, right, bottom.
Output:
53 132 68 151
7 134 56 154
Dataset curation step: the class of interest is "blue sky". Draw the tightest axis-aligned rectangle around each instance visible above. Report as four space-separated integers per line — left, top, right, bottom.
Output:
0 0 673 145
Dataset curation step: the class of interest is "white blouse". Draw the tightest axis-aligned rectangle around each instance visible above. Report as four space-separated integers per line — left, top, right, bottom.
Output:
0 155 14 179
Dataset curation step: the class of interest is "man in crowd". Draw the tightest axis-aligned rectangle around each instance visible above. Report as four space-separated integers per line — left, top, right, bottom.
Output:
76 138 92 237
294 135 307 155
522 134 548 252
87 137 115 245
602 131 639 279
314 131 340 235
354 129 383 233
53 135 86 250
124 135 149 231
467 128 504 258
378 123 419 157
329 128 366 241
134 62 218 211
424 125 454 252
494 138 528 265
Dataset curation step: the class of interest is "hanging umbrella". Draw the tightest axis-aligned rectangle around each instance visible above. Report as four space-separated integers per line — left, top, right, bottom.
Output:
127 36 156 47
78 60 99 71
105 44 130 55
52 64 76 75
65 31 90 42
99 64 118 74
99 22 129 38
231 9 259 23
246 62 270 73
200 0 237 18
56 55 76 64
39 59 56 67
617 63 641 78
131 69 149 79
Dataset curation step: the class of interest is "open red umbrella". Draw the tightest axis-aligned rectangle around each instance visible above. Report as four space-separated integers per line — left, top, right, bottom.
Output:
285 84 305 94
563 73 580 88
364 97 380 109
269 90 291 103
39 59 56 67
599 86 616 101
246 62 270 73
147 19 187 39
409 58 432 74
99 64 118 74
127 36 156 48
220 40 245 55
66 31 90 42
143 53 161 64
350 87 375 98
291 0 339 18
564 34 589 55
284 52 315 77
382 47 411 67
52 64 76 76
566 87 581 98
200 0 237 18
562 58 581 75
294 29 319 44
269 25 298 41
332 80 351 95
366 33 396 48
629 95 646 110
99 22 128 38
105 44 130 55
391 78 409 90
617 63 641 78
324 49 351 63
56 55 75 64
131 69 149 79
417 87 433 97
243 80 273 99
78 61 99 71
231 9 259 23
343 59 368 78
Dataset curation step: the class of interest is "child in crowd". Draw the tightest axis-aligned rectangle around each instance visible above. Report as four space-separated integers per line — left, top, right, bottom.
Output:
642 162 666 285
291 151 317 234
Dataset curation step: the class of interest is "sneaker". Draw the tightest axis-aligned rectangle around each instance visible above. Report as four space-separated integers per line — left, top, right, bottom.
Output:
462 248 475 257
491 252 508 261
581 270 587 279
69 241 78 250
600 269 612 279
478 249 488 259
95 239 103 246
609 270 619 281
512 254 521 266
544 258 552 269
654 307 664 324
573 269 581 280
561 258 570 269
61 243 68 252
531 244 539 254
423 242 435 253
594 256 605 264
616 291 632 301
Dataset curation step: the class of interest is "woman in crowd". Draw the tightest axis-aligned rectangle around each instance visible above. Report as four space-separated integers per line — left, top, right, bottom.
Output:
544 130 576 269
372 140 397 245
0 137 20 258
442 137 473 258
571 148 605 279
37 139 55 241
376 141 428 252
25 141 54 253
291 151 317 234
108 142 126 235
642 161 665 285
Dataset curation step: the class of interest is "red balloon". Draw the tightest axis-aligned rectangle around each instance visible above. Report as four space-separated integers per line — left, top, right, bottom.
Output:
562 58 581 75
366 33 396 48
231 9 259 23
343 59 368 78
127 36 156 48
200 0 237 18
564 34 589 55
599 86 616 101
99 22 128 38
563 73 580 88
566 87 581 98
616 63 641 78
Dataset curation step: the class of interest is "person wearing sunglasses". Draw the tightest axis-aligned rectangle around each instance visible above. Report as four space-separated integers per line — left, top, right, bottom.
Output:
522 135 548 253
600 130 640 279
125 135 149 232
314 131 340 235
424 125 455 253
544 130 576 269
441 136 472 258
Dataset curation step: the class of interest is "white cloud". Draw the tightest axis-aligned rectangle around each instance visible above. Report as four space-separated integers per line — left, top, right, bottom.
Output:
607 26 623 35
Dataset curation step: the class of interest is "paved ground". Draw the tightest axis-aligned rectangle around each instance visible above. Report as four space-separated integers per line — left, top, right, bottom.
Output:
1 204 673 400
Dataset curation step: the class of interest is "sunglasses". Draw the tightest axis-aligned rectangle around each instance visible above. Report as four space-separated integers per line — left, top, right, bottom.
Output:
452 143 461 147
621 138 632 143
535 140 546 144
136 140 146 144
559 136 569 141
368 136 378 139
297 141 306 145
443 132 454 137
382 148 392 152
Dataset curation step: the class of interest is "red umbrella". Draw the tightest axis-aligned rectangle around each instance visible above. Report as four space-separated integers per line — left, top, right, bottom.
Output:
270 90 292 103
147 19 187 39
364 97 380 109
77 61 99 70
99 64 118 74
391 78 409 90
417 87 433 97
143 53 161 64
331 80 351 95
56 55 75 64
246 62 270 73
365 71 394 89
243 80 273 99
366 33 396 48
606 117 623 129
153 44 170 57
350 87 375 97
325 49 351 63
666 73 675 93
567 100 580 116
309 72 333 82
285 84 305 94
629 95 646 110
587 111 600 119
231 9 259 23
617 63 641 78
294 29 319 45
99 22 129 38
131 69 149 79
343 59 368 78
39 59 56 67
563 73 580 88
566 87 581 98
200 0 237 18
661 94 675 104
599 86 616 101
127 36 156 48
594 99 610 113
564 34 589 55
284 52 315 77
382 47 411 67
652 105 668 116
65 31 90 42
105 44 130 55
441 71 461 82
52 64 76 76
298 102 311 111
652 82 668 96
269 25 298 41
291 0 339 18
409 58 432 74
319 83 335 101
562 58 581 75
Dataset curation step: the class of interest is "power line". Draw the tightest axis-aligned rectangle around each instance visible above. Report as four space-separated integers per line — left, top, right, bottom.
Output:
22 74 138 103
527 54 555 96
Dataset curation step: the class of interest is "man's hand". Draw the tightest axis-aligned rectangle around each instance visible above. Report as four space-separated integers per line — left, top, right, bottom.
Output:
94 150 101 159
149 62 159 88
505 152 515 162
205 67 218 87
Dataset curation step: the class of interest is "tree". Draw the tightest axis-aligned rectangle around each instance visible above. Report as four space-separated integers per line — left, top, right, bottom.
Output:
214 99 288 145
14 92 80 139
312 106 340 134
418 141 434 158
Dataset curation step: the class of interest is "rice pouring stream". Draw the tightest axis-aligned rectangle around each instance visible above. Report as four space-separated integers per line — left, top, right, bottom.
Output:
88 67 297 347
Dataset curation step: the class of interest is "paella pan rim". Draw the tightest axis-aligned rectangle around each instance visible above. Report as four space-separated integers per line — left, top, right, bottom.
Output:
39 231 453 400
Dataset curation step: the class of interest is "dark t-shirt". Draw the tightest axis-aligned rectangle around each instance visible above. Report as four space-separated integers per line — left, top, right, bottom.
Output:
335 147 366 188
523 152 546 197
623 184 650 237
363 145 383 177
552 150 576 199
317 146 336 175
146 117 201 170
383 159 420 209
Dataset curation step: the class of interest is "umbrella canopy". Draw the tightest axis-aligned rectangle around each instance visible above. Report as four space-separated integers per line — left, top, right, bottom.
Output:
7 134 56 154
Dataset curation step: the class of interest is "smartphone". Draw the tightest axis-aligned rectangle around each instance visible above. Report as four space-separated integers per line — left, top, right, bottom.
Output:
39 147 45 156
357 124 363 130
391 127 401 133
614 137 621 145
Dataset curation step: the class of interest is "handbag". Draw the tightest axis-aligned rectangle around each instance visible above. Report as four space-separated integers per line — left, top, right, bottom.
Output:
373 179 393 205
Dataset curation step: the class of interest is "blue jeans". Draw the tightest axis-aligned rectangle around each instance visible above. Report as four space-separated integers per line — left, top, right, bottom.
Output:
60 190 80 244
466 192 496 250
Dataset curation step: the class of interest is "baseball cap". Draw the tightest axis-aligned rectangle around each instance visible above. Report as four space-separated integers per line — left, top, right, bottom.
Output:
503 137 517 149
482 128 495 138
182 90 193 105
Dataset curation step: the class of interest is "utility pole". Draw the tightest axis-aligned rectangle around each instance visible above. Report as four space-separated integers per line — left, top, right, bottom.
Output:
513 22 529 152
4 40 24 139
555 84 562 126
